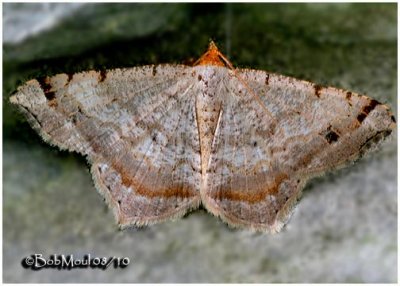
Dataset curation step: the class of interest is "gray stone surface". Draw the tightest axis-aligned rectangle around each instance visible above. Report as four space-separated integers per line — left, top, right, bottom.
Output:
3 3 397 283
3 3 85 44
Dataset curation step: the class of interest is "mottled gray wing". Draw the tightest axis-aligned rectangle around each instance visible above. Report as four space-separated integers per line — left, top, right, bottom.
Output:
10 66 202 227
202 68 395 232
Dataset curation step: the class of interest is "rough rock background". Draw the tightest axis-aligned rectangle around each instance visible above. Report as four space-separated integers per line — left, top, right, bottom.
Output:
3 3 397 283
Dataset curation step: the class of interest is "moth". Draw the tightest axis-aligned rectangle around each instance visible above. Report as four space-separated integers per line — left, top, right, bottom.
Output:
10 42 395 232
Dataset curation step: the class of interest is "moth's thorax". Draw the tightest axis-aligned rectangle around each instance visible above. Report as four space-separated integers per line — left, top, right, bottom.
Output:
194 66 226 178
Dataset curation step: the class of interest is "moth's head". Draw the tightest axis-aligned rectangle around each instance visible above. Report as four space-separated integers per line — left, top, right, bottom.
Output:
194 41 232 68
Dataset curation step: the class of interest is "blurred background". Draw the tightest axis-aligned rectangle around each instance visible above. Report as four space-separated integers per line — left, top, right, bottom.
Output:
3 3 397 283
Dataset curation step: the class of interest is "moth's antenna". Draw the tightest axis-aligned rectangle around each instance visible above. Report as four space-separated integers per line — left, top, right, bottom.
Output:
225 3 232 58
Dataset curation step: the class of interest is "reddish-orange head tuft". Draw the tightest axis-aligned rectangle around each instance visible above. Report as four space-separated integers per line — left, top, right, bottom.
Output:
194 41 232 68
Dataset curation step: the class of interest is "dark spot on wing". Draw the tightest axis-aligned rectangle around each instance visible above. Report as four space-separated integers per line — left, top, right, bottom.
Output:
357 99 381 124
362 99 380 115
152 65 157 76
67 73 73 84
345 91 353 106
44 92 56 101
325 130 339 144
37 76 56 101
391 115 396 123
357 113 367 123
99 70 107 82
314 84 322 98
37 76 51 91
198 75 202 81
265 74 270 85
